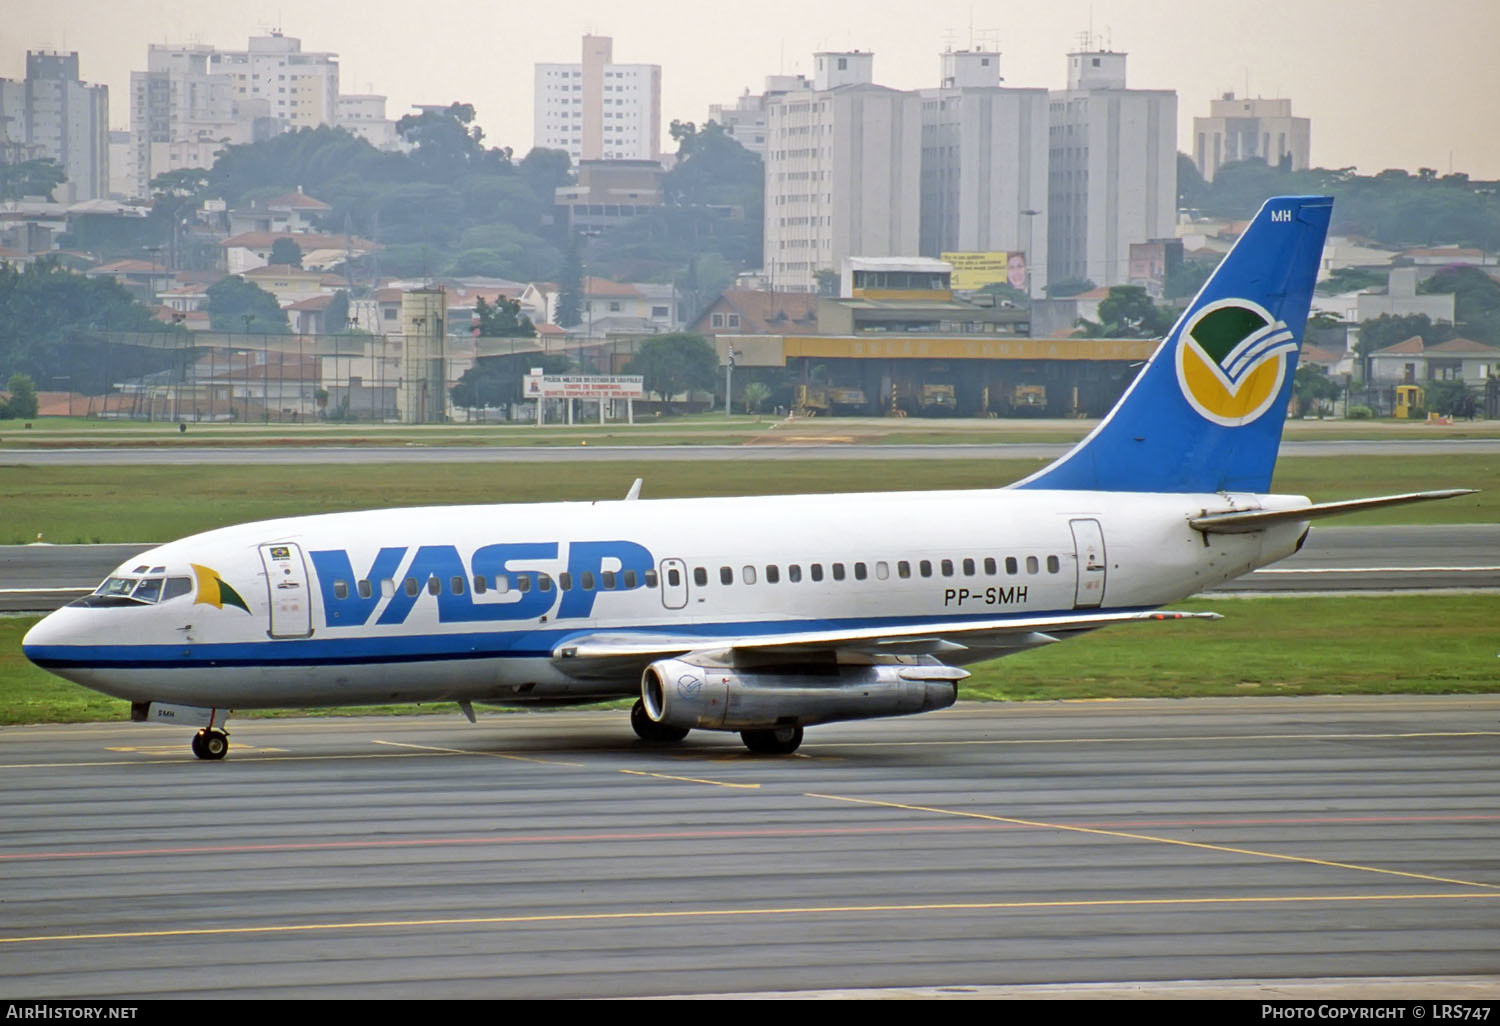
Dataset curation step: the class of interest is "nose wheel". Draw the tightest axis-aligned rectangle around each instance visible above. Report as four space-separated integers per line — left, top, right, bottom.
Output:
191 728 229 760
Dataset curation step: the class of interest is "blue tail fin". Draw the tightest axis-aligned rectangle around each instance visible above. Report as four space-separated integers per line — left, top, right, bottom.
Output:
1016 195 1333 494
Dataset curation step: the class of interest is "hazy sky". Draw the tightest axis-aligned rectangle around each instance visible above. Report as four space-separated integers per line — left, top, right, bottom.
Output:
5 0 1498 179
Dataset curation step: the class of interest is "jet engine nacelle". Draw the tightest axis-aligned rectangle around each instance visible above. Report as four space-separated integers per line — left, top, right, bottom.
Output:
640 657 964 731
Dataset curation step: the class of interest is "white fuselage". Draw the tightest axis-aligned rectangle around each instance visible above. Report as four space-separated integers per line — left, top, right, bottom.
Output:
23 487 1310 709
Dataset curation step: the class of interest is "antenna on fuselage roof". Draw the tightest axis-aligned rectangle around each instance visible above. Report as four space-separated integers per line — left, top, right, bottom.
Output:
624 478 643 501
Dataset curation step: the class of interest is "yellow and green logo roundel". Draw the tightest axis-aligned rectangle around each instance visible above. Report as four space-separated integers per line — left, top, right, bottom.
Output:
1174 298 1298 427
192 563 251 613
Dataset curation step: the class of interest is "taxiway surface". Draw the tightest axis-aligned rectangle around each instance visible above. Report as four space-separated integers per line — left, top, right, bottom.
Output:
2 697 1497 998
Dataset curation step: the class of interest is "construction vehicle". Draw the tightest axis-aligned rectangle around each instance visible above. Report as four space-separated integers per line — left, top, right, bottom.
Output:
796 384 868 417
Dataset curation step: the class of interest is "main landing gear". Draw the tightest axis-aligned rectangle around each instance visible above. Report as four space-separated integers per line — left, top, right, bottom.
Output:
740 724 804 755
630 699 690 744
191 728 229 760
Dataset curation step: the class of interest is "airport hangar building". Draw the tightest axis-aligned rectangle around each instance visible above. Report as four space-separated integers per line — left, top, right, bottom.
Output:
692 259 1163 418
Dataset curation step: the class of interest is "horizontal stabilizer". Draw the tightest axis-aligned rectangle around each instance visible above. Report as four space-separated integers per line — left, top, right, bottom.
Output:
1189 489 1476 533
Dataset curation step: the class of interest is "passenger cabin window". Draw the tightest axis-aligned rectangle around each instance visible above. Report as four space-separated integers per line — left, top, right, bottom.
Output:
539 575 553 592
875 561 889 580
832 563 845 581
381 578 395 598
557 573 571 591
601 570 617 590
645 570 659 588
1026 556 1040 574
983 558 997 575
897 561 910 579
517 574 532 593
581 571 595 590
810 563 824 582
1047 555 1061 574
474 576 487 594
404 577 420 597
427 576 441 596
358 579 373 599
1005 557 1018 575
742 565 757 585
919 560 933 578
963 558 976 576
624 571 638 589
333 580 349 600
720 566 733 585
854 562 867 581
941 559 954 577
451 576 465 595
766 565 780 584
788 564 802 583
693 567 707 587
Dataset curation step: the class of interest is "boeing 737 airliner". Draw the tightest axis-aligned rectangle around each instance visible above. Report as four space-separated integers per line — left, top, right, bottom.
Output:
21 196 1467 758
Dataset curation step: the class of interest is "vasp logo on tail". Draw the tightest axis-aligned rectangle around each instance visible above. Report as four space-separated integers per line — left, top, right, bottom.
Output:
1174 298 1297 426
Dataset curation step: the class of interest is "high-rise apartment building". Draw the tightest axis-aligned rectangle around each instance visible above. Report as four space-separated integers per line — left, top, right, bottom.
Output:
763 52 922 292
1047 47 1176 288
213 32 339 131
708 74 811 158
919 49 1049 292
128 32 338 198
1193 93 1309 182
534 35 661 164
0 51 110 202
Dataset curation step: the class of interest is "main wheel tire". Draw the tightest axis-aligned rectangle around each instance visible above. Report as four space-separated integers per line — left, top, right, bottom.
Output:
740 724 804 755
190 732 206 759
199 729 229 760
630 699 689 744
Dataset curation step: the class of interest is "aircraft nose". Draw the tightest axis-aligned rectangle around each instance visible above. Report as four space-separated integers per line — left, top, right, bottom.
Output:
21 607 84 667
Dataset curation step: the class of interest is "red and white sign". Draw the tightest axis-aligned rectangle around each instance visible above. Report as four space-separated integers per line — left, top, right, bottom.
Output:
522 374 645 399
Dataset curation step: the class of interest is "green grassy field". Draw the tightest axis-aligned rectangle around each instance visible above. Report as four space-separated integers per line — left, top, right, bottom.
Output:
3 594 1495 725
4 414 1499 450
1 453 1493 543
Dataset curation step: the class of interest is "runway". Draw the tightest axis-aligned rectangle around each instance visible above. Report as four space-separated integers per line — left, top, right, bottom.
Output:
1 697 1497 998
4 524 1496 612
4 438 1500 465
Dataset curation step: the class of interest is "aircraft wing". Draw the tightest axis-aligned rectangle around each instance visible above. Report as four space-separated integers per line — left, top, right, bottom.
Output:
550 608 1219 678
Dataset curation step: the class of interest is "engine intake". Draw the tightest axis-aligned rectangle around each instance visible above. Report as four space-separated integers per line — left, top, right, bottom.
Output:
640 657 963 732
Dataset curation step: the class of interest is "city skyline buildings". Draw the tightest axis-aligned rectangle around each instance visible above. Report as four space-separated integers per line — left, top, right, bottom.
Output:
3 0 1498 182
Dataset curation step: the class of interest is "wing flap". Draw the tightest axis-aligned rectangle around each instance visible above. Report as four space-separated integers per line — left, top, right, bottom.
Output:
551 609 1219 671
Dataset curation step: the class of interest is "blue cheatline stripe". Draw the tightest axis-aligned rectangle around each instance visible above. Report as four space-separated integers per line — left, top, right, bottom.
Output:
22 607 1154 671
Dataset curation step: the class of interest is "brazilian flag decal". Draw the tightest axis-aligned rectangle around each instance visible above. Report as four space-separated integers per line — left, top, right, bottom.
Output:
192 563 251 614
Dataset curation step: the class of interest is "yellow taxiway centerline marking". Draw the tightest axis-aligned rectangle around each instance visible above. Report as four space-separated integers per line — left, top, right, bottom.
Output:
370 739 586 768
618 768 759 789
803 792 1500 891
2 891 1495 946
815 730 1500 748
0 751 451 770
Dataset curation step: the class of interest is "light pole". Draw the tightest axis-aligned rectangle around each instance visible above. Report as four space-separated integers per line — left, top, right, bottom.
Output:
1020 209 1040 303
723 346 739 418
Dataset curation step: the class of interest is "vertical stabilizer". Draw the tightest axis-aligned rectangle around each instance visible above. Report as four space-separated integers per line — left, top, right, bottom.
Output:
1016 195 1332 493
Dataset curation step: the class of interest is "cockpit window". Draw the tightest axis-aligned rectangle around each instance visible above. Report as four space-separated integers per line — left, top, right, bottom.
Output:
98 577 137 597
74 573 184 609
